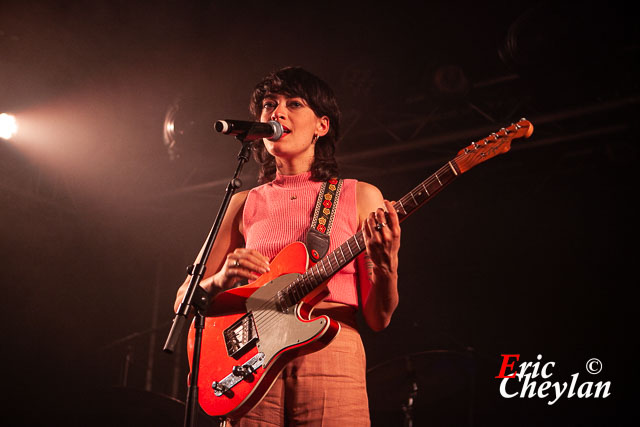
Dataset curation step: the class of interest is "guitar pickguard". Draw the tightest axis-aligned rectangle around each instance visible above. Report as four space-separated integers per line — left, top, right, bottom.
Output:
245 273 330 368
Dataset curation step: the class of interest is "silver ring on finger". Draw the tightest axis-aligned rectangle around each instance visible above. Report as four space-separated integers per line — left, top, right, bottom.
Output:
375 222 387 231
233 259 240 268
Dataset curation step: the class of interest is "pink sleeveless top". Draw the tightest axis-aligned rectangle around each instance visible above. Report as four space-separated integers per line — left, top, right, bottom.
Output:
243 172 360 308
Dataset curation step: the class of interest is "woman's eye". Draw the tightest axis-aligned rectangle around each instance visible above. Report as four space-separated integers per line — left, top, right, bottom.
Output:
288 101 303 108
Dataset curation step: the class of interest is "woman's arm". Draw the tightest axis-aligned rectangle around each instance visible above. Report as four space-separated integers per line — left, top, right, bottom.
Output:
356 182 401 331
173 190 270 312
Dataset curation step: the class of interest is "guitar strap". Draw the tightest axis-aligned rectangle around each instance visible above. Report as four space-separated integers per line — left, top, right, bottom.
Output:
306 178 343 263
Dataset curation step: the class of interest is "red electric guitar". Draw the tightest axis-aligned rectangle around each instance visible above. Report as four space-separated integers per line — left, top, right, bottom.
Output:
187 119 534 419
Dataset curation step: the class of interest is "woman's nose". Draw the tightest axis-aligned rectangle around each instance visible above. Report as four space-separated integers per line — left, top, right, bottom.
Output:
271 104 286 121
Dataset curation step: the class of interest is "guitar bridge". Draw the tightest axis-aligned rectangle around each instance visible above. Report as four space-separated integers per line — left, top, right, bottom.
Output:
224 312 258 358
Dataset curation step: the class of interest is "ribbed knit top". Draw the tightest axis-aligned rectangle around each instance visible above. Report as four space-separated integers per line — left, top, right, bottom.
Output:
243 171 360 308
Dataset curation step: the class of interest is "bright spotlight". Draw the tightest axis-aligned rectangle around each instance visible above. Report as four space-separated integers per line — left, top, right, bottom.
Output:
0 113 18 140
163 102 180 161
162 96 216 162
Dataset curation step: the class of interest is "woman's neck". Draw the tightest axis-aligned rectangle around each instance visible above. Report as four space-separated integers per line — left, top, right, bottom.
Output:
275 155 313 176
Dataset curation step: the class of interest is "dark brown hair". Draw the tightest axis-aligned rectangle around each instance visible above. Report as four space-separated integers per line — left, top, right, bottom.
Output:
249 67 341 184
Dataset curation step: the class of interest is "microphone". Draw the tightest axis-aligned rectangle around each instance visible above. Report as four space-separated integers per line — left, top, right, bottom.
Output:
214 120 283 141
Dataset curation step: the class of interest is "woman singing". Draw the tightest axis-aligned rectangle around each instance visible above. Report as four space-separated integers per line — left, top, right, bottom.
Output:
175 66 400 426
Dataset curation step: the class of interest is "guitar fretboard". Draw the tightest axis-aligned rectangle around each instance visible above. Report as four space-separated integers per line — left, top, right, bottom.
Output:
278 161 460 308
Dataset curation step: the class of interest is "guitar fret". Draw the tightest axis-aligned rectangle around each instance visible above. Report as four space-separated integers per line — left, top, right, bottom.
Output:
355 233 366 254
307 267 319 289
285 284 293 303
339 245 346 263
354 236 362 251
328 256 336 274
333 252 340 268
307 276 316 294
288 282 298 304
288 283 299 302
410 191 418 206
309 267 317 285
421 182 430 197
294 282 303 301
286 282 299 306
435 173 442 186
300 277 312 295
289 282 300 304
280 288 292 308
346 240 354 257
320 260 329 279
315 264 324 282
327 253 336 271
397 199 407 216
322 258 332 278
426 179 439 196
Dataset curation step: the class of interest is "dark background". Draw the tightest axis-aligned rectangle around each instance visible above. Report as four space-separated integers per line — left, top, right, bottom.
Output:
1 1 636 426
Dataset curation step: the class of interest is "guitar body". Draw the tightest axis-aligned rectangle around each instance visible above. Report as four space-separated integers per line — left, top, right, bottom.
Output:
187 242 340 419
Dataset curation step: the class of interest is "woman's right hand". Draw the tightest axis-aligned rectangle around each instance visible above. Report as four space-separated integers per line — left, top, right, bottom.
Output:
208 248 271 293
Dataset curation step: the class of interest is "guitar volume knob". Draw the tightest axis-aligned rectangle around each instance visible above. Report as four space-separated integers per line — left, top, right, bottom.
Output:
233 365 253 377
212 381 229 396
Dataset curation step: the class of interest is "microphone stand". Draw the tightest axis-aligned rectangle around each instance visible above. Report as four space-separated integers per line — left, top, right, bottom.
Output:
401 356 418 427
163 135 254 427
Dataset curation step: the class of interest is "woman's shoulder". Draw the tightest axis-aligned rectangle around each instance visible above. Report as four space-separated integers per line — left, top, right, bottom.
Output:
228 189 251 215
354 181 385 222
231 189 251 202
355 181 384 201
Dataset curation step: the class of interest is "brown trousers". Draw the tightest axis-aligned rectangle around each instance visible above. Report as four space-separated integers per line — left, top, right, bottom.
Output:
230 306 370 427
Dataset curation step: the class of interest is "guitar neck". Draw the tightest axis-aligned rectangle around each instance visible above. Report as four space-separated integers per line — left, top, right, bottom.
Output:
281 160 461 307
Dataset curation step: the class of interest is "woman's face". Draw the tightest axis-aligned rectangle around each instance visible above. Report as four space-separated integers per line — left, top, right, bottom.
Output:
259 94 329 161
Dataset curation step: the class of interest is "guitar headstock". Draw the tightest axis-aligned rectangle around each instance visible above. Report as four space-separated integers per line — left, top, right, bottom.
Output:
454 119 533 174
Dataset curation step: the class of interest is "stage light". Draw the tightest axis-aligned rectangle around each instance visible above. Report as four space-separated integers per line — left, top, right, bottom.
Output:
0 113 18 140
162 96 217 162
163 101 180 161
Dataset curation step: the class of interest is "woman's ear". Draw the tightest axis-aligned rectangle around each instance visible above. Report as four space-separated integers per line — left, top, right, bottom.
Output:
316 115 330 138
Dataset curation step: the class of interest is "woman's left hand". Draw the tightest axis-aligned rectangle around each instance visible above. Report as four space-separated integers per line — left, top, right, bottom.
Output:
362 200 401 276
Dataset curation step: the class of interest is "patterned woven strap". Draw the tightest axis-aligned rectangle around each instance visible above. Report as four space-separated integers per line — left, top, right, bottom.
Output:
306 178 343 262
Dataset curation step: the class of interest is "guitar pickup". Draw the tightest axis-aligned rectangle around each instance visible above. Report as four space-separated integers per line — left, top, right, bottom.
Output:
223 312 259 358
211 352 265 397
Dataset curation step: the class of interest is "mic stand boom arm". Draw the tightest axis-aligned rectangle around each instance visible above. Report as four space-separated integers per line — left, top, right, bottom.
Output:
163 136 254 427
